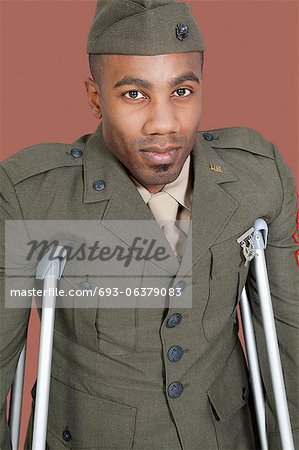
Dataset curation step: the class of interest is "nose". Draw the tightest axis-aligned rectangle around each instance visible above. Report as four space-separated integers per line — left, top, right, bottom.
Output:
143 99 180 135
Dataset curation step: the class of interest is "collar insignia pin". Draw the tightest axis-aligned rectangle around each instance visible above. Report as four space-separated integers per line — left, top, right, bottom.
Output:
209 163 223 173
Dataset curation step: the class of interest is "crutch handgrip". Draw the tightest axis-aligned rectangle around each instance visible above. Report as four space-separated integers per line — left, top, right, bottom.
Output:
35 245 67 281
253 218 268 249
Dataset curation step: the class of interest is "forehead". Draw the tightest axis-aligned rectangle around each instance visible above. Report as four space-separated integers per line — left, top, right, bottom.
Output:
100 52 201 83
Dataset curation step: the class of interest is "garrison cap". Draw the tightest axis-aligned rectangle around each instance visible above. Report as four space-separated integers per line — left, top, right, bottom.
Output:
87 0 205 55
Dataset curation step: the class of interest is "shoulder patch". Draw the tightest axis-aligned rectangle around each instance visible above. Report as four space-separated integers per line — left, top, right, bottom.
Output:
1 140 86 186
199 127 275 159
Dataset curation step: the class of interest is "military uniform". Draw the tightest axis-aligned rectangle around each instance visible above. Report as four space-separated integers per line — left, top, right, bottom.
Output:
1 0 298 449
0 124 298 449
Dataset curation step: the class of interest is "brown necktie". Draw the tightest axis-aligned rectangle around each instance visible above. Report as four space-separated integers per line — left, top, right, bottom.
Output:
147 191 187 260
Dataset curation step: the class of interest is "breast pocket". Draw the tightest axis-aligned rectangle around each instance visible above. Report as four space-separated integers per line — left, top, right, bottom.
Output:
59 272 142 356
94 263 144 356
202 238 244 342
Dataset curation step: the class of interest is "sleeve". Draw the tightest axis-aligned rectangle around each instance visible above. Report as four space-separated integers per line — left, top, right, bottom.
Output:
0 166 32 450
246 144 299 449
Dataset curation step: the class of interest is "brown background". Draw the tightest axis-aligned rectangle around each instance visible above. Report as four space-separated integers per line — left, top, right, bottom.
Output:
0 1 298 448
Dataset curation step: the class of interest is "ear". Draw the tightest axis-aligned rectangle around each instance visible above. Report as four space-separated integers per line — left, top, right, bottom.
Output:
84 77 102 120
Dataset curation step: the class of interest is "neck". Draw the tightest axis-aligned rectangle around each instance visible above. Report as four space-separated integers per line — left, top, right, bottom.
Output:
144 184 166 194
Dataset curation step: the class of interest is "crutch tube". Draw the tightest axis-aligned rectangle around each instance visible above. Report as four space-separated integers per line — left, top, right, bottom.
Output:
253 219 294 450
31 246 67 450
8 344 26 450
240 288 268 450
31 274 57 450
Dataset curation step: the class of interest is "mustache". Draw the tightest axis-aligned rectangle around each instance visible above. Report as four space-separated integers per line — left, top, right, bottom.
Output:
134 136 188 148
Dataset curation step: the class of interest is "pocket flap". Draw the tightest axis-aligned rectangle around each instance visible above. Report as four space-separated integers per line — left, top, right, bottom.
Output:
207 344 250 421
47 376 137 448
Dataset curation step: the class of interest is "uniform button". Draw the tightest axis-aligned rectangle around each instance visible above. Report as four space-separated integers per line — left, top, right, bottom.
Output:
70 147 83 158
242 387 249 401
62 427 71 442
93 179 106 191
174 280 187 295
167 345 184 363
166 313 182 328
79 281 91 291
168 381 183 399
203 132 214 141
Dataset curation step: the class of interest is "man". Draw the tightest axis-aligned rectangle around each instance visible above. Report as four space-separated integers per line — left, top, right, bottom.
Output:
0 0 298 449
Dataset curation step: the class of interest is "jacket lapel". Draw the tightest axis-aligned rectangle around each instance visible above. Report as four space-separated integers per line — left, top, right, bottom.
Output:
187 135 239 269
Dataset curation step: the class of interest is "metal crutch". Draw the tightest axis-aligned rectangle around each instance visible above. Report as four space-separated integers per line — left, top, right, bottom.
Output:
9 246 67 450
239 218 294 450
8 345 26 450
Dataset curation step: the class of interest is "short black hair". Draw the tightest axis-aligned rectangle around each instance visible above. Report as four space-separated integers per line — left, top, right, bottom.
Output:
89 52 204 85
89 54 105 84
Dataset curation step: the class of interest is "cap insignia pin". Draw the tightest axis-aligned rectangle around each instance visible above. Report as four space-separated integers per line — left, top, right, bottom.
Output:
176 23 189 41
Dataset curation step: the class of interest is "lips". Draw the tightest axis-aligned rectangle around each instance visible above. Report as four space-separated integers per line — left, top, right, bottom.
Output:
140 147 179 164
141 146 179 154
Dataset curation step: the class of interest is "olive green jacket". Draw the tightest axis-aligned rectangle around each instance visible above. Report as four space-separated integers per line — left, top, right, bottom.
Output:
0 126 298 449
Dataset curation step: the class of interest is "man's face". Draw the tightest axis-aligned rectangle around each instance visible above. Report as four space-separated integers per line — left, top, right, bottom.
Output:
86 53 203 193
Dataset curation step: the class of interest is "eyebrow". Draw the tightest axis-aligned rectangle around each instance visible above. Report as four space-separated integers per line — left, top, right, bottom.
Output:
171 72 200 86
114 77 152 89
113 71 200 89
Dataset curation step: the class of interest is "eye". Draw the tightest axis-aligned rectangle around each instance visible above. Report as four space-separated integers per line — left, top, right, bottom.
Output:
173 88 192 97
124 90 146 100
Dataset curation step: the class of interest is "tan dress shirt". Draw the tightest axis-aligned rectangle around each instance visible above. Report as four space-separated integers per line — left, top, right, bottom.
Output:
130 155 193 236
